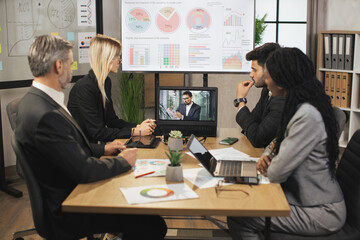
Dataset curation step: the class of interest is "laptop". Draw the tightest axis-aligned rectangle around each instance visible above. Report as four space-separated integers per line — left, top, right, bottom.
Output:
186 134 259 184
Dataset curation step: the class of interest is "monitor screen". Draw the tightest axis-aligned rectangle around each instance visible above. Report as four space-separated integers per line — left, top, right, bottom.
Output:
155 86 218 137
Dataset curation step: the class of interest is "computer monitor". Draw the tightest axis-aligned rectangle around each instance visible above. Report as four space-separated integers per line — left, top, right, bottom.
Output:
155 86 218 137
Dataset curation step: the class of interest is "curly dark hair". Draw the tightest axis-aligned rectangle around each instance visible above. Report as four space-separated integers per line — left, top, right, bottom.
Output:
266 47 338 175
246 42 280 67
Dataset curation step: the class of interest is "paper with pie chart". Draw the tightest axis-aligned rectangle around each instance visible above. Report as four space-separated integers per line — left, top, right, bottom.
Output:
134 159 170 177
120 183 199 204
121 0 255 73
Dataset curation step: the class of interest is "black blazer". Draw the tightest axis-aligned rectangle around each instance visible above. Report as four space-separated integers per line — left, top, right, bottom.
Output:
176 102 201 120
15 87 131 237
68 70 136 143
236 87 285 148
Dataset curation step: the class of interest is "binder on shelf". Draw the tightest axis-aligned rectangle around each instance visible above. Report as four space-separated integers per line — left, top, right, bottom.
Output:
329 72 336 105
332 34 339 69
324 34 332 69
340 72 352 108
345 34 354 70
337 35 345 69
335 72 342 107
324 71 330 96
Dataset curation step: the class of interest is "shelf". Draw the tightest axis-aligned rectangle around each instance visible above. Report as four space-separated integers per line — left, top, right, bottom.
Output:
317 31 360 147
319 68 353 73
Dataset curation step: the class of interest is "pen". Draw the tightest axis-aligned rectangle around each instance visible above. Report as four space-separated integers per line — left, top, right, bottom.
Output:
135 171 155 178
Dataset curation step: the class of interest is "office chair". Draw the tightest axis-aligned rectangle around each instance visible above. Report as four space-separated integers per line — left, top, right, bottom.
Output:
6 98 24 179
11 135 102 240
333 106 347 139
11 135 48 240
270 129 360 240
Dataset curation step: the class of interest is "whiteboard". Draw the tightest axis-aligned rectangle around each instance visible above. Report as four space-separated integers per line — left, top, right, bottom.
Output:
0 0 98 83
121 0 255 73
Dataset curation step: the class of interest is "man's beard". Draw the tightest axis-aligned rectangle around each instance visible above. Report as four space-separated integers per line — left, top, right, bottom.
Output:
59 69 72 89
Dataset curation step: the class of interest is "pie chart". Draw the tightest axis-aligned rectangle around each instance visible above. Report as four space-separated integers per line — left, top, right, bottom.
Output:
156 7 180 33
187 8 211 33
127 8 151 33
140 188 175 198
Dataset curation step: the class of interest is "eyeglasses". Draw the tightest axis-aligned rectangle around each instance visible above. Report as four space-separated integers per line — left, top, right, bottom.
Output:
112 55 122 63
215 180 250 197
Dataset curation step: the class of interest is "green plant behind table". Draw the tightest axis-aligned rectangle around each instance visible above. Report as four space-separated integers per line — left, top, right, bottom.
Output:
118 73 145 123
255 13 268 47
165 147 185 167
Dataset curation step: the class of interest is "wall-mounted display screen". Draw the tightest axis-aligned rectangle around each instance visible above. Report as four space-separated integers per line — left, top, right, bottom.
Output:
121 0 255 73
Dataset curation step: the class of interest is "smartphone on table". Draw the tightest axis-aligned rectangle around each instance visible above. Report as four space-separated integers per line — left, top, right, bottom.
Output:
219 137 239 145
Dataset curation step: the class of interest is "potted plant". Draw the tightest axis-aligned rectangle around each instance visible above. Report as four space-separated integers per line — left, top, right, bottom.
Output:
255 14 268 47
168 130 183 151
165 147 185 182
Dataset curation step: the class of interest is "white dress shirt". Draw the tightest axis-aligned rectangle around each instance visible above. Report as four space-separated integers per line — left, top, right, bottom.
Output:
32 81 72 115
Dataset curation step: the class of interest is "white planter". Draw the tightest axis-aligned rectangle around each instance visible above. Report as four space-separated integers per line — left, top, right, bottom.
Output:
168 137 183 151
166 165 183 182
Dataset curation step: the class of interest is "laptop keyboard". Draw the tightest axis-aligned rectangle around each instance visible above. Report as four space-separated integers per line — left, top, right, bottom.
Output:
219 161 243 176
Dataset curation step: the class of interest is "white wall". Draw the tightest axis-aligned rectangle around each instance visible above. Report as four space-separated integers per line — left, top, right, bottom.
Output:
326 0 360 30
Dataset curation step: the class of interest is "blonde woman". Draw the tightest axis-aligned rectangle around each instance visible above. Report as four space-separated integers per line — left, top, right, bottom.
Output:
68 34 155 143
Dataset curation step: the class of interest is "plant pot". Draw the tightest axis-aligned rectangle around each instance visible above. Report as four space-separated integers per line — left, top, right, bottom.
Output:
166 165 183 182
168 137 183 151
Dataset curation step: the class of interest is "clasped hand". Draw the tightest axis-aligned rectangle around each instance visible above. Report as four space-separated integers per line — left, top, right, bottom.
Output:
133 119 156 136
257 155 271 176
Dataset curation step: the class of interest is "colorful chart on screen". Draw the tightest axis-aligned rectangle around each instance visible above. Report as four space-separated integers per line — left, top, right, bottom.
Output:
222 51 242 69
126 8 151 33
187 8 211 33
156 7 180 33
140 188 174 198
121 0 255 73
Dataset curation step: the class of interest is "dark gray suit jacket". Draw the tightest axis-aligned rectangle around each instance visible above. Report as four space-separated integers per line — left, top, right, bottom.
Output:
176 102 201 120
15 87 131 237
236 87 285 148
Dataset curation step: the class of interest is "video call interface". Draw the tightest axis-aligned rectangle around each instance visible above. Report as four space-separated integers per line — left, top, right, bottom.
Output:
158 89 217 121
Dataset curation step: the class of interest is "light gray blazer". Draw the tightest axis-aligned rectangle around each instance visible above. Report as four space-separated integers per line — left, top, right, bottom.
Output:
267 103 343 206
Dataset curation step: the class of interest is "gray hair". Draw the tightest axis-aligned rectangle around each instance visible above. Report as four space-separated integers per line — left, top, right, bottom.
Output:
28 35 73 77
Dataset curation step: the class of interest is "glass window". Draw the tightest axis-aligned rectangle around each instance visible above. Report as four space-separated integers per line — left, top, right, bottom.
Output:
256 0 307 52
262 23 276 44
279 0 307 21
256 0 277 21
278 24 307 53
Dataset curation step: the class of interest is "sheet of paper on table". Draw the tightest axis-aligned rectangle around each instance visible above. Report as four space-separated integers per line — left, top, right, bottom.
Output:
120 183 199 204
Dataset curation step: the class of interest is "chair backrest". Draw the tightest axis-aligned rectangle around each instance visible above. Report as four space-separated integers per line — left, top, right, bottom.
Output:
7 98 24 178
336 129 360 231
333 106 347 139
6 98 21 130
11 135 48 238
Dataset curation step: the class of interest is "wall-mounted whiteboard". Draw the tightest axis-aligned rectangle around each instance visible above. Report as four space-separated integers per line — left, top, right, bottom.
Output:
0 0 98 84
121 0 254 73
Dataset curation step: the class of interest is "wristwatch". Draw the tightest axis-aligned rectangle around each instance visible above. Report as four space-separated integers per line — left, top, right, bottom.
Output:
233 98 247 107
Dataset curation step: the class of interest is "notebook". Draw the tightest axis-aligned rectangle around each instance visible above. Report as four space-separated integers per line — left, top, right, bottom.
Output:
186 134 259 184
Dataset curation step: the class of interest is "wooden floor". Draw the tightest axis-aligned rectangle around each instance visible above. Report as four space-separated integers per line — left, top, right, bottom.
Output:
0 168 230 240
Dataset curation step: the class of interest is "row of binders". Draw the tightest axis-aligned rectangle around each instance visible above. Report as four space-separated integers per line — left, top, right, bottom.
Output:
324 71 352 108
324 34 354 70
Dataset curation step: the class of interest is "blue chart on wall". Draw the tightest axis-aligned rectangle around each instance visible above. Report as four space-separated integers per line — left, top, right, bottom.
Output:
0 0 98 83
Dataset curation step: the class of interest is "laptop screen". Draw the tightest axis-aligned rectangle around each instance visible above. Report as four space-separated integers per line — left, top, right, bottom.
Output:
186 135 216 174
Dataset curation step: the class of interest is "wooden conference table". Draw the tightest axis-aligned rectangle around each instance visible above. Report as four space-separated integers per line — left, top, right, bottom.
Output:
62 129 290 239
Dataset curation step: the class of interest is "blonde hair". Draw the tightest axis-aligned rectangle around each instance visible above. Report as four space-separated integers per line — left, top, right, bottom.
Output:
89 34 121 107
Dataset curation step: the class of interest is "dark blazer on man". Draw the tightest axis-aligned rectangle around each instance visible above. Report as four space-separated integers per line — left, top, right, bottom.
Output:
236 87 285 148
15 87 133 238
68 70 136 143
176 102 201 120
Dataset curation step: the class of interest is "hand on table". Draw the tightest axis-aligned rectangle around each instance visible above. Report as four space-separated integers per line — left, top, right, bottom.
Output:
118 148 138 167
104 139 126 156
257 155 271 176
